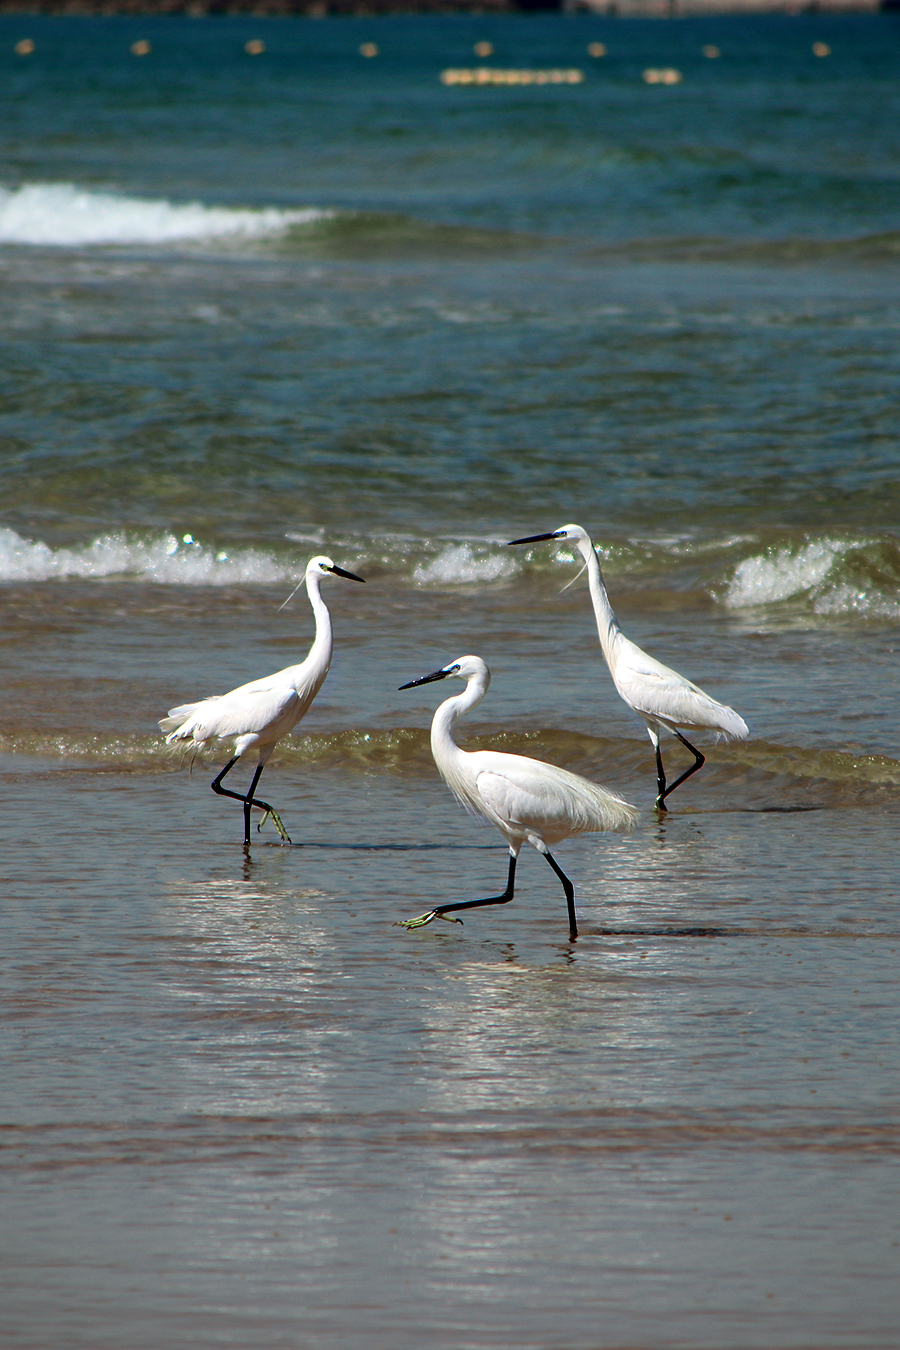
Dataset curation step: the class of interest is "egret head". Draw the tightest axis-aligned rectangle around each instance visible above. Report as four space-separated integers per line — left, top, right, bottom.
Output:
280 555 365 610
307 555 366 583
508 523 588 547
400 654 489 691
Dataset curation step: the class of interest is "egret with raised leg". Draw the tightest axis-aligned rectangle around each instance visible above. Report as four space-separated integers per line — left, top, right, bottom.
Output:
509 524 748 809
398 654 637 939
160 555 365 846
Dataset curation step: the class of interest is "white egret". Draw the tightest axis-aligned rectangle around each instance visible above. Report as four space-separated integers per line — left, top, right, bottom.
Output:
509 525 748 809
398 655 638 938
159 555 365 846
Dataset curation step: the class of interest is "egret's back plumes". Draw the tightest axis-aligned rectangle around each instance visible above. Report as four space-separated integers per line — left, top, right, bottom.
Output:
438 740 638 844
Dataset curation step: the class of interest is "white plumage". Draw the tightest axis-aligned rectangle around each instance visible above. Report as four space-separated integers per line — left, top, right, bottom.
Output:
398 654 638 937
160 554 364 845
509 523 748 808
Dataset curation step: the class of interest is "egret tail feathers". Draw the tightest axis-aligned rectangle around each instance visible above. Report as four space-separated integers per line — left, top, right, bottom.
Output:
160 702 205 737
159 697 222 740
717 707 749 741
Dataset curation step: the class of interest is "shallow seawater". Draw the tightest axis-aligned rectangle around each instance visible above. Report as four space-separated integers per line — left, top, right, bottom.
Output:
2 11 900 1349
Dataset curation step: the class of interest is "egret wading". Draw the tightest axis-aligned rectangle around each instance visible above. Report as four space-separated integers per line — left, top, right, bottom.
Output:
398 655 637 939
159 555 365 846
509 524 748 809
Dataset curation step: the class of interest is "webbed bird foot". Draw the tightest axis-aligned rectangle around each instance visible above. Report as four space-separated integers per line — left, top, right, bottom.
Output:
257 809 293 844
396 909 463 930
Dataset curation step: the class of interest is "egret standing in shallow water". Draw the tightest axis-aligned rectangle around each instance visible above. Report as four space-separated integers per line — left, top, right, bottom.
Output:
509 525 748 809
159 555 365 846
398 655 637 939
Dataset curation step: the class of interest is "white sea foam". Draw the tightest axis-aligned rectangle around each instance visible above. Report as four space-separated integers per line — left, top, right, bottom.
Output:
812 583 900 619
0 183 328 247
0 528 517 589
725 539 848 607
413 543 516 586
0 527 297 585
724 538 900 618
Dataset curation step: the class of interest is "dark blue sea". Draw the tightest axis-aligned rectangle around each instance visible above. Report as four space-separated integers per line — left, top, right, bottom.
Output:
2 11 900 1347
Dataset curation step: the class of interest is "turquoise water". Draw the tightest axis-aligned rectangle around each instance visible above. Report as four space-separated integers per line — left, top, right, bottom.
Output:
2 12 900 1348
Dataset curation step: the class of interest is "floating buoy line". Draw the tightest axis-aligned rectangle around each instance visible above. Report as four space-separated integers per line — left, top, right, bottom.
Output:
7 37 838 80
642 67 683 84
441 68 585 87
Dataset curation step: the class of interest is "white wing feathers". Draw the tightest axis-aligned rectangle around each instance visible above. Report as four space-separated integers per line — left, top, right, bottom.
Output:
160 663 326 748
612 637 748 739
442 752 638 846
162 686 299 746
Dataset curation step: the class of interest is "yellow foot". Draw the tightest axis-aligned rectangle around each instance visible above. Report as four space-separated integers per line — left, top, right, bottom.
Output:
396 910 463 930
257 809 292 844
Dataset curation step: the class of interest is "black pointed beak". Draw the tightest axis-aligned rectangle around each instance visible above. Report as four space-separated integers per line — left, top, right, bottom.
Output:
329 565 366 583
507 531 565 546
399 667 451 691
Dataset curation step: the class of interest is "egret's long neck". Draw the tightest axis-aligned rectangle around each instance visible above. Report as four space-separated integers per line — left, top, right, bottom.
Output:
577 537 621 665
302 572 334 683
430 672 488 774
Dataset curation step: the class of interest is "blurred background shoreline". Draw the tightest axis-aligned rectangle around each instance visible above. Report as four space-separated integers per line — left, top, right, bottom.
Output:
0 0 894 19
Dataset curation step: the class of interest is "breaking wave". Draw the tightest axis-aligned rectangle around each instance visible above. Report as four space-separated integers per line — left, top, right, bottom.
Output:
724 537 900 618
0 527 297 585
0 182 328 247
0 527 520 588
0 184 538 257
413 542 516 586
2 525 897 619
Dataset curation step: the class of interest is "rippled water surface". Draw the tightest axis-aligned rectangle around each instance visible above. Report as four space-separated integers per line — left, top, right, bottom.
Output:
2 11 899 1348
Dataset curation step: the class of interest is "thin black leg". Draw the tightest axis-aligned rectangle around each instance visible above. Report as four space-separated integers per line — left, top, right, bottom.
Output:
211 757 242 801
543 850 578 939
243 763 264 846
654 742 667 809
399 853 517 929
657 731 705 808
210 758 290 846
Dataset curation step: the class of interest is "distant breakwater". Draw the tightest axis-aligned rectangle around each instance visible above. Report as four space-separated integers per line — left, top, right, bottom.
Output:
0 0 551 12
0 0 890 16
